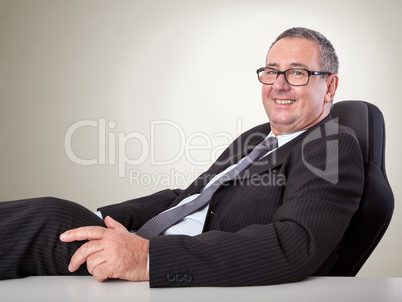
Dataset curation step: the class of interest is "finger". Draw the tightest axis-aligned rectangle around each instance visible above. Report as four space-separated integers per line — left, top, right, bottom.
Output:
68 240 104 272
104 216 127 232
86 251 114 282
60 226 106 242
86 252 107 278
92 263 111 282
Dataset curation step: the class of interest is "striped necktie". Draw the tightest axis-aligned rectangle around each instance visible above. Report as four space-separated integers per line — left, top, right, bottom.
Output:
136 136 278 239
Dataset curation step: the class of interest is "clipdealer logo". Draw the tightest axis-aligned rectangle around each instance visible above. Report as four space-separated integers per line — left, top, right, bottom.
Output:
64 118 340 187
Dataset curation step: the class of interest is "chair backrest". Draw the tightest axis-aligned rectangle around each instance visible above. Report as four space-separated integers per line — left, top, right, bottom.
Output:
329 100 394 276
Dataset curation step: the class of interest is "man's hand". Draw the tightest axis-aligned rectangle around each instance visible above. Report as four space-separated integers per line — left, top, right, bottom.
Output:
60 216 149 282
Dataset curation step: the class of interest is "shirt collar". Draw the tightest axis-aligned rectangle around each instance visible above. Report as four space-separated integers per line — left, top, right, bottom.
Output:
268 130 306 148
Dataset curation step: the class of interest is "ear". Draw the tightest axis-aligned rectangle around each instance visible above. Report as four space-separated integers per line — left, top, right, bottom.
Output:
324 74 339 103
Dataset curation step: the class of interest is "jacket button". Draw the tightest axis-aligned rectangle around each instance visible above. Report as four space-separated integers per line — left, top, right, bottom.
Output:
184 274 193 283
166 274 176 282
175 274 184 283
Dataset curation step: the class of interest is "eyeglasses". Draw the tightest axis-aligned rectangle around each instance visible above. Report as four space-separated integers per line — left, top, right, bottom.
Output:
256 67 332 86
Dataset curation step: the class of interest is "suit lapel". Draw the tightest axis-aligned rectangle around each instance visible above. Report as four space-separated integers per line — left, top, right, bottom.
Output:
232 132 302 182
191 123 272 191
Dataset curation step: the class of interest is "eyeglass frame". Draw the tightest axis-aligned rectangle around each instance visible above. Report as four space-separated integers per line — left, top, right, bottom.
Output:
256 67 332 86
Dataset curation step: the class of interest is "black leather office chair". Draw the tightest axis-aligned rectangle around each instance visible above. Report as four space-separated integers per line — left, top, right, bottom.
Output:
329 100 394 276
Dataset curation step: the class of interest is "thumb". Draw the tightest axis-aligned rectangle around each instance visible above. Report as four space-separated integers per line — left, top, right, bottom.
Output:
104 216 127 232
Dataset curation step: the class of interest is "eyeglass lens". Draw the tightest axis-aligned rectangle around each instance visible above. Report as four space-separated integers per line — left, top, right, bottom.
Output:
258 68 309 86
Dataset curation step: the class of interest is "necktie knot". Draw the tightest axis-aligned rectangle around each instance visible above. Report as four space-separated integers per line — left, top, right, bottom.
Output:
247 136 278 162
262 136 278 150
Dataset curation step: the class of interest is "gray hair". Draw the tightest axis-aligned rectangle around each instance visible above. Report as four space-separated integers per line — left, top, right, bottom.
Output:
269 27 339 74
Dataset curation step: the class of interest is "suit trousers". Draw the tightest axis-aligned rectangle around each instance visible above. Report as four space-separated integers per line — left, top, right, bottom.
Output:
0 197 105 280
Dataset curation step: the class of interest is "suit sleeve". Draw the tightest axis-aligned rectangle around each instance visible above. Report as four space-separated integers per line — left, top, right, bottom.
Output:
98 188 183 230
148 129 364 287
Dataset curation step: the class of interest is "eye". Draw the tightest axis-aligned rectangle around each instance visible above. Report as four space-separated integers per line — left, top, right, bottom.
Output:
265 69 277 75
288 69 307 77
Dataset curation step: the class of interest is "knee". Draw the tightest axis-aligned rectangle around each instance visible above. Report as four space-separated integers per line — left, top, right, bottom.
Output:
31 196 71 209
37 197 104 227
28 197 86 218
2 196 75 216
46 196 88 211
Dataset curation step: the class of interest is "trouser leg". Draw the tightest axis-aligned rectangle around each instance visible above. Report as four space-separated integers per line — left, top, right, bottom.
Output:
0 197 105 280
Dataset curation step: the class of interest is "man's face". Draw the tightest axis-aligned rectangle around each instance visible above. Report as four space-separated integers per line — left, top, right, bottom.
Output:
262 37 335 135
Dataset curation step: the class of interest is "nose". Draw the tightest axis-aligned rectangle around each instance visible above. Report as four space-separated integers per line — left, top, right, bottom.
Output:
273 73 290 91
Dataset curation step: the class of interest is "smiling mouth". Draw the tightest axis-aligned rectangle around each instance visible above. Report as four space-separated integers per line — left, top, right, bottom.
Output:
274 99 295 105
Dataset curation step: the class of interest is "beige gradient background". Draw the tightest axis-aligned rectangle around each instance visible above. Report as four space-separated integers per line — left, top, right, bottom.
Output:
0 0 401 277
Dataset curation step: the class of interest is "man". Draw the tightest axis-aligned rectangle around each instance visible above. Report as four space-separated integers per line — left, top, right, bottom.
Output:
0 27 364 287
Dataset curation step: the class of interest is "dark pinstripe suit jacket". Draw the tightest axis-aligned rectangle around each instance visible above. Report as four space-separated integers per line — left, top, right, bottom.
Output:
99 114 364 287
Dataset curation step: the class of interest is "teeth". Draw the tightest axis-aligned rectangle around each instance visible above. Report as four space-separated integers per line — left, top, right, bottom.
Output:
275 99 295 105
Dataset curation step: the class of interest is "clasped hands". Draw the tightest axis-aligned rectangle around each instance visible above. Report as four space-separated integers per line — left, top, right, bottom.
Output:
60 216 149 282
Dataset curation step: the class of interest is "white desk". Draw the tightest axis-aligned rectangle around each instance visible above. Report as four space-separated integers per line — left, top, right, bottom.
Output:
0 276 401 302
